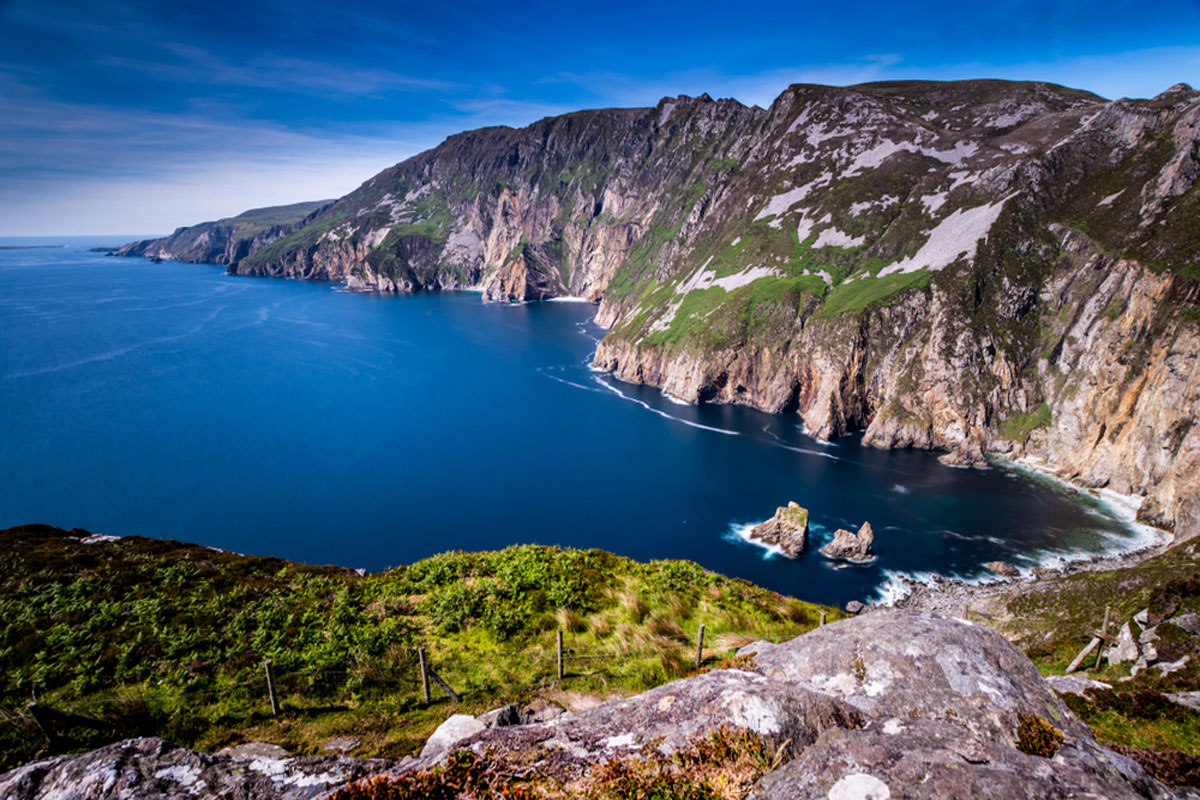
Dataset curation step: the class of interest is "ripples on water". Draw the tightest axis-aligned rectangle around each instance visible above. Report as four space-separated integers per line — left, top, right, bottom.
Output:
0 238 1162 605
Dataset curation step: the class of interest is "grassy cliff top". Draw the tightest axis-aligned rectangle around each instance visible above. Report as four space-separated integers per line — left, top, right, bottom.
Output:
0 524 839 770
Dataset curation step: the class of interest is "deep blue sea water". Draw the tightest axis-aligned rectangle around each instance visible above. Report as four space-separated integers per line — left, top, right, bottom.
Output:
0 238 1158 605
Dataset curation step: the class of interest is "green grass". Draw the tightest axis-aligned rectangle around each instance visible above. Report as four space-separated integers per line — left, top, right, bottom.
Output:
816 269 933 316
225 200 334 237
998 403 1052 443
0 525 840 770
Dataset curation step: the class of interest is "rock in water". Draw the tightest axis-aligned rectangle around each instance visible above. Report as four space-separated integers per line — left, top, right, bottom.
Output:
749 502 809 557
985 560 1020 578
820 521 875 562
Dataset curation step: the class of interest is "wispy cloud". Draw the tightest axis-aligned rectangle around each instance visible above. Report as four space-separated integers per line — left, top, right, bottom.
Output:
98 44 457 97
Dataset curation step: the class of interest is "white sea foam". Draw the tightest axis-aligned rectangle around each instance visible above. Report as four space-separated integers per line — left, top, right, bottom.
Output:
725 521 788 559
547 296 593 303
891 484 909 494
592 377 740 436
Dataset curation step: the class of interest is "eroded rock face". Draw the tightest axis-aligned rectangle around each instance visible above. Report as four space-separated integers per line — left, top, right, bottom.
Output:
820 521 875 562
0 737 390 800
749 502 810 557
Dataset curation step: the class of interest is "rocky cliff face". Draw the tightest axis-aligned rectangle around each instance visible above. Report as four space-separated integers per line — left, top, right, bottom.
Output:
116 200 334 267
1 612 1183 799
119 80 1200 539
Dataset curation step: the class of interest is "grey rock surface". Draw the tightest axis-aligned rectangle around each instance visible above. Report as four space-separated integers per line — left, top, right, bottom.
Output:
418 713 487 760
749 720 1169 800
1045 673 1113 696
1109 621 1140 665
0 737 390 800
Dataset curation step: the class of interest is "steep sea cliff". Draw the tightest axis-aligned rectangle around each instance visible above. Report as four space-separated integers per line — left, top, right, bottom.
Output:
119 79 1200 541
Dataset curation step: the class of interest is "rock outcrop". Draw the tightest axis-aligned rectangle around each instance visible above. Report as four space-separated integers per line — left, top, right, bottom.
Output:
820 521 875 562
0 739 389 800
985 560 1021 578
4 611 1185 799
749 502 810 557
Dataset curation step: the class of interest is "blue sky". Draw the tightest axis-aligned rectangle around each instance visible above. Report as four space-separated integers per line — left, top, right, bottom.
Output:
2 0 1198 236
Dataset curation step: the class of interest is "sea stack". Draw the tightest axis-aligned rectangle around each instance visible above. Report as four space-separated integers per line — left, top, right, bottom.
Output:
748 502 809 557
820 521 875 562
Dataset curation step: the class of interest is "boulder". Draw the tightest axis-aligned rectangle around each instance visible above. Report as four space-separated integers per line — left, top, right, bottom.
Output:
845 600 866 614
400 668 862 777
1045 673 1113 696
820 521 875 562
985 560 1020 578
748 502 809 557
0 737 390 800
1108 622 1139 665
419 713 487 760
749 719 1167 800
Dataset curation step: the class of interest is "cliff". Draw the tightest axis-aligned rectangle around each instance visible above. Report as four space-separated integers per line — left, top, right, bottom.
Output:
118 79 1200 539
116 200 334 266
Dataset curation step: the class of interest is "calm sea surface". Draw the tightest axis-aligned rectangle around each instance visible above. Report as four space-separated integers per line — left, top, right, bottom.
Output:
0 238 1153 605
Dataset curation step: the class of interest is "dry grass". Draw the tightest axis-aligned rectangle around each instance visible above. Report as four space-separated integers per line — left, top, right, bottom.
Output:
557 608 587 634
590 616 613 638
618 588 648 624
645 612 687 642
716 632 760 652
774 600 808 623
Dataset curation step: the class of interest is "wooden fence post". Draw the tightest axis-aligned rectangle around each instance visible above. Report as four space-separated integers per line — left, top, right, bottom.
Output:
695 623 705 669
427 667 461 703
819 611 827 626
557 629 564 681
263 659 279 716
418 647 431 704
26 702 63 748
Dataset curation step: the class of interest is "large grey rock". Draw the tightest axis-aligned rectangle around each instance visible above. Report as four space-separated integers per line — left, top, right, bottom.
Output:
419 713 486 760
399 668 861 777
750 720 1169 800
820 521 875 562
743 610 1093 745
749 502 810 557
0 737 390 800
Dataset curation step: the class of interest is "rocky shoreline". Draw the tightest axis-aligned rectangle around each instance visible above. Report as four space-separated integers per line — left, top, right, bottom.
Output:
890 537 1172 618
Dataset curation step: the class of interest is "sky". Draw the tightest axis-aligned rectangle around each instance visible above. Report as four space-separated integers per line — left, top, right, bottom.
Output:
2 0 1199 236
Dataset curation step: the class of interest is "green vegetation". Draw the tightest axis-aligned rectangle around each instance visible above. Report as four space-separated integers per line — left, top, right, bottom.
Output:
1016 713 1064 758
1102 296 1127 322
0 525 839 771
225 200 334 237
817 269 933 316
998 403 1052 443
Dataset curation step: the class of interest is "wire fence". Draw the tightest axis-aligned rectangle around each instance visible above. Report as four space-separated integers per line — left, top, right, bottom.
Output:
5 620 822 751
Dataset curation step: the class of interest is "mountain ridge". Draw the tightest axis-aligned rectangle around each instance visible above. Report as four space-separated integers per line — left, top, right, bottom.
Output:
117 78 1200 541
